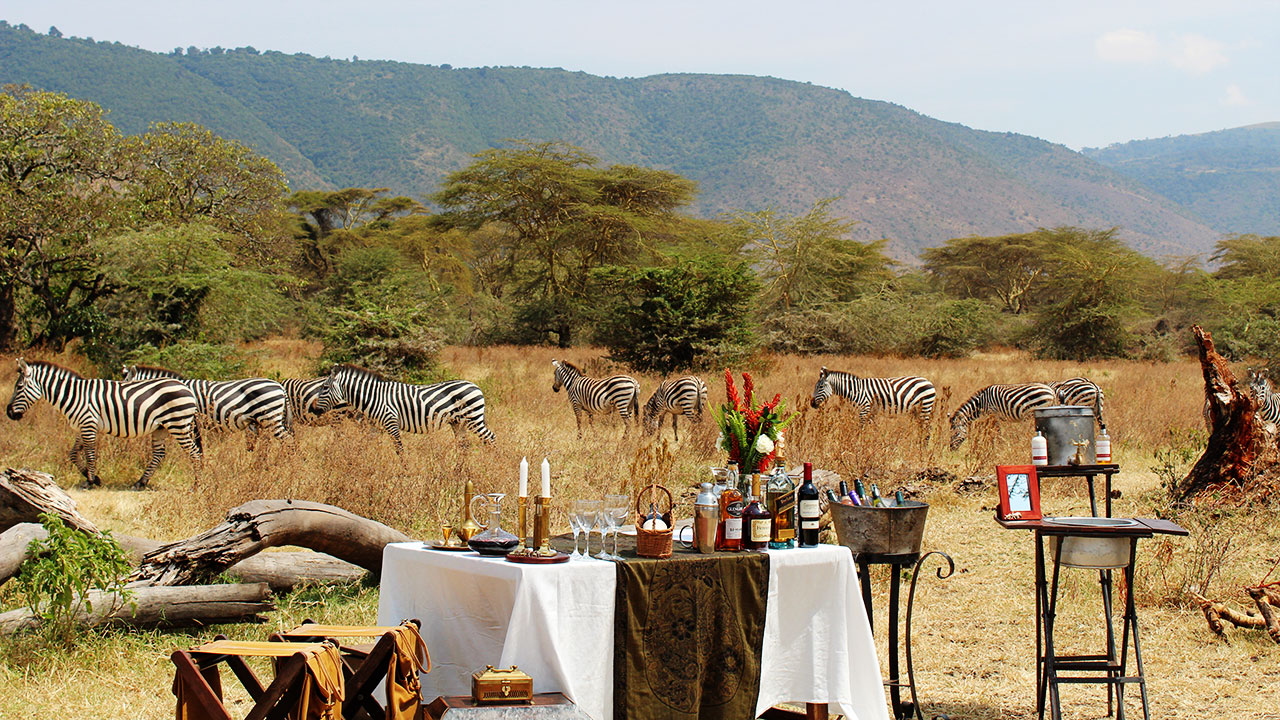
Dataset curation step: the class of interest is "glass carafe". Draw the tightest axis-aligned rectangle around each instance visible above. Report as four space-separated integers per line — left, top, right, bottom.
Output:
466 493 520 555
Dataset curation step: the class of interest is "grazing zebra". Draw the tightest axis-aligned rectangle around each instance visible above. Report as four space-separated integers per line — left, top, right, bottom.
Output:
551 360 640 438
6 358 202 489
281 377 348 426
642 376 708 441
1249 370 1280 426
314 364 495 452
948 383 1057 449
810 366 937 424
123 365 292 451
1048 377 1106 427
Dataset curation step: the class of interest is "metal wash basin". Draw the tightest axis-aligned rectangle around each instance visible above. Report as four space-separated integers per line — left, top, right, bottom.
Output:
1044 517 1138 569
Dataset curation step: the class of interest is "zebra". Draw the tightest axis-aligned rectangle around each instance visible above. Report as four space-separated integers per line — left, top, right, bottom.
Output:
122 365 292 451
642 376 708 441
810 366 937 424
948 383 1057 449
1249 370 1280 426
1048 377 1106 427
6 358 202 489
314 364 496 452
551 359 640 438
281 377 351 426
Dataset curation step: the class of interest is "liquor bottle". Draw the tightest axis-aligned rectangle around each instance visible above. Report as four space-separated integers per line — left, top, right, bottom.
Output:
1096 426 1112 464
869 483 884 507
825 488 841 505
895 490 906 507
838 480 855 505
726 460 740 493
854 479 868 505
798 462 821 547
743 474 773 551
767 453 796 549
716 475 745 552
1032 430 1049 466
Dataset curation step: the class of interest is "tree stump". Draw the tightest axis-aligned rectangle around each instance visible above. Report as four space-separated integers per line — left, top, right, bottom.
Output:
0 468 98 534
1175 325 1280 500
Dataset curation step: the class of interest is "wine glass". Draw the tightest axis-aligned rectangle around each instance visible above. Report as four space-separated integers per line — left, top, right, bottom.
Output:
440 521 454 548
593 504 613 561
569 500 591 559
579 499 603 560
605 493 629 559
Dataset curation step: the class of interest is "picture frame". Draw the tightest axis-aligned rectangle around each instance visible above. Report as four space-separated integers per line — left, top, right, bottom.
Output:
997 465 1041 520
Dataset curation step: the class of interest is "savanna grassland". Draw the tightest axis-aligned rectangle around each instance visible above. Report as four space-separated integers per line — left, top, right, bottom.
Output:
1 341 1278 719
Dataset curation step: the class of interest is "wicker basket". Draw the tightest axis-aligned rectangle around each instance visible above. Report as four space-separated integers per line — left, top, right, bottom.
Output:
635 484 674 559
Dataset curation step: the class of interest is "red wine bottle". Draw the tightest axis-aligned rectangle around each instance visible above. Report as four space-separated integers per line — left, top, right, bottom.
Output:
798 462 821 547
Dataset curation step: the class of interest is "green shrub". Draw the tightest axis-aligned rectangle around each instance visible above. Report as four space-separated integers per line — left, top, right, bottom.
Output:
126 341 258 379
15 513 133 645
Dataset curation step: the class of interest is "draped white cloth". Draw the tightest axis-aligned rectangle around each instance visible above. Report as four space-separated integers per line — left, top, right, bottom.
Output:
378 543 889 720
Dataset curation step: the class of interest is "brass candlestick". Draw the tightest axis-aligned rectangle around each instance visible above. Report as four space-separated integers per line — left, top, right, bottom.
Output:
515 495 529 552
532 495 556 556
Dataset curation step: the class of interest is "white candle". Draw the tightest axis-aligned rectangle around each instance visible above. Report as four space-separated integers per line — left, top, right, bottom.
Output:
541 457 551 498
519 457 529 498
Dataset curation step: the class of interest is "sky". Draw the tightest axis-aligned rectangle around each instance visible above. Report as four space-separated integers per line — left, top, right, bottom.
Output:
2 0 1277 150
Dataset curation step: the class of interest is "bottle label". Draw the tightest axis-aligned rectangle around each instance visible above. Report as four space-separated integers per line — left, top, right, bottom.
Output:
750 519 771 543
726 500 745 517
800 519 819 530
799 499 820 519
724 518 743 540
771 491 796 517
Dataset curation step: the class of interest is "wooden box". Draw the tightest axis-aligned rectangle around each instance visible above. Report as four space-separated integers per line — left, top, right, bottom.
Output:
470 665 533 704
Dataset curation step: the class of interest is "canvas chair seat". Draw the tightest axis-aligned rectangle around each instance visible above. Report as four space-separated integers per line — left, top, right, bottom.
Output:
271 619 429 720
172 637 345 720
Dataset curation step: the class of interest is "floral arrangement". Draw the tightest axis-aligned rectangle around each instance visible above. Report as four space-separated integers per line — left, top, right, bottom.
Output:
715 370 797 473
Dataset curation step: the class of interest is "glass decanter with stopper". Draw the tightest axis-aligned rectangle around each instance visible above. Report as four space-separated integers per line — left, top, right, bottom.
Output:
467 493 520 555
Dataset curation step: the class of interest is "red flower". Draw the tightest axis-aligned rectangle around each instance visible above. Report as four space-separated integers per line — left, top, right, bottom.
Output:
743 373 755 410
724 369 740 409
763 393 782 412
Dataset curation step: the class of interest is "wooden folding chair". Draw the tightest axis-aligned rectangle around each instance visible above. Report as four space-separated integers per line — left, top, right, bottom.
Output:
171 636 344 720
270 618 430 720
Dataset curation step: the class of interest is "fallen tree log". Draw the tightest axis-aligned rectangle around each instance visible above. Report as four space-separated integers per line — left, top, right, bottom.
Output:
1176 326 1279 500
1246 586 1280 644
0 582 274 636
131 499 410 587
0 468 98 533
1 521 365 591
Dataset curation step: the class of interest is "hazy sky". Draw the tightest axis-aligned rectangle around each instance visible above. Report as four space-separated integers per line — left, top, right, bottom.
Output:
2 0 1277 149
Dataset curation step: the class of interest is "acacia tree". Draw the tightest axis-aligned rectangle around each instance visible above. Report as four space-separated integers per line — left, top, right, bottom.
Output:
729 197 892 313
432 141 697 346
920 231 1051 314
289 188 424 278
0 86 127 349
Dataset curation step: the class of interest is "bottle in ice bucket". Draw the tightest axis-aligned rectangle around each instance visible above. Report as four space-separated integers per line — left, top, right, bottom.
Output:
797 462 820 547
743 474 772 551
766 451 796 549
869 483 884 507
1096 426 1112 464
854 478 868 505
1032 430 1049 466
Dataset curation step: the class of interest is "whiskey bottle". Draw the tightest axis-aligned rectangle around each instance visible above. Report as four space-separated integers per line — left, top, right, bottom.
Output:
716 477 745 552
766 454 796 549
743 474 773 551
798 462 821 547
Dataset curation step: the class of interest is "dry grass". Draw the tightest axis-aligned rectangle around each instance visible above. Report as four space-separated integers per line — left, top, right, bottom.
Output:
1 342 1278 718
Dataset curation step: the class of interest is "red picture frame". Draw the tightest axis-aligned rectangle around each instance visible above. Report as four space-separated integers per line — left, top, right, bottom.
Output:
997 465 1041 520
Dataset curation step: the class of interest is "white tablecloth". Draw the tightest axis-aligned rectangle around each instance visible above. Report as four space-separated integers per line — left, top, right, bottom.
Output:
378 543 889 720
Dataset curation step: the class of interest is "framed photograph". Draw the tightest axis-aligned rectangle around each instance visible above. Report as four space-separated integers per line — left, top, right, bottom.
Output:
997 465 1041 520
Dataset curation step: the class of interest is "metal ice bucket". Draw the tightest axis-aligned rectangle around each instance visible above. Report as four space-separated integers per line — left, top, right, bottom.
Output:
1034 406 1096 466
830 500 928 558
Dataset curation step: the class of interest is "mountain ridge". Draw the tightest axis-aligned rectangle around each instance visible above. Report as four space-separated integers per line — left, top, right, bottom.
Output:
0 22 1226 258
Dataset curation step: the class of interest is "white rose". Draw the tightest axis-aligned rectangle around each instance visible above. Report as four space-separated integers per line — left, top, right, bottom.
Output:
755 434 775 454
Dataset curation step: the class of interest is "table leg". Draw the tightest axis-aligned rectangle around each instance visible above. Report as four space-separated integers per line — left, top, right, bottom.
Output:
1086 475 1098 517
1047 539 1065 720
889 566 904 718
859 561 873 636
1105 472 1114 518
1100 567 1117 717
805 702 829 720
1036 533 1046 720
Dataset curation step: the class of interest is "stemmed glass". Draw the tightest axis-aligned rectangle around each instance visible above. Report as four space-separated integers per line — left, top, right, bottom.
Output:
604 493 629 560
570 500 595 559
578 499 603 560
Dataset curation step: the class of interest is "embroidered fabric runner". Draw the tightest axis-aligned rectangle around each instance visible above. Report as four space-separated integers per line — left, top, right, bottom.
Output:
611 549 769 720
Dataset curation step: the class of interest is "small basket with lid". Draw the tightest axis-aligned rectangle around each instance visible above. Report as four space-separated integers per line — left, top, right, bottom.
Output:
635 483 674 559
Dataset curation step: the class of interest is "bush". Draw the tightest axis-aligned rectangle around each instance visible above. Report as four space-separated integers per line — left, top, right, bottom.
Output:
593 257 758 373
126 341 258 379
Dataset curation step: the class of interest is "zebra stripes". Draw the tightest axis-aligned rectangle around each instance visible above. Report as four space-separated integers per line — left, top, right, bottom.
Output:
949 383 1057 449
1048 377 1106 427
315 364 496 452
1249 371 1280 425
123 365 292 450
642 376 708 441
810 367 937 424
551 360 640 438
6 359 202 488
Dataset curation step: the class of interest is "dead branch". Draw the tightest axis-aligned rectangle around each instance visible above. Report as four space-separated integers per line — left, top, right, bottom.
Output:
1245 586 1280 644
0 468 98 534
0 583 274 636
130 499 410 587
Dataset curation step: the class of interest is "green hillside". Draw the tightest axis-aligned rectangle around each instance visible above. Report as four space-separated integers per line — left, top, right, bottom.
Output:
0 21 1222 258
1085 123 1280 236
